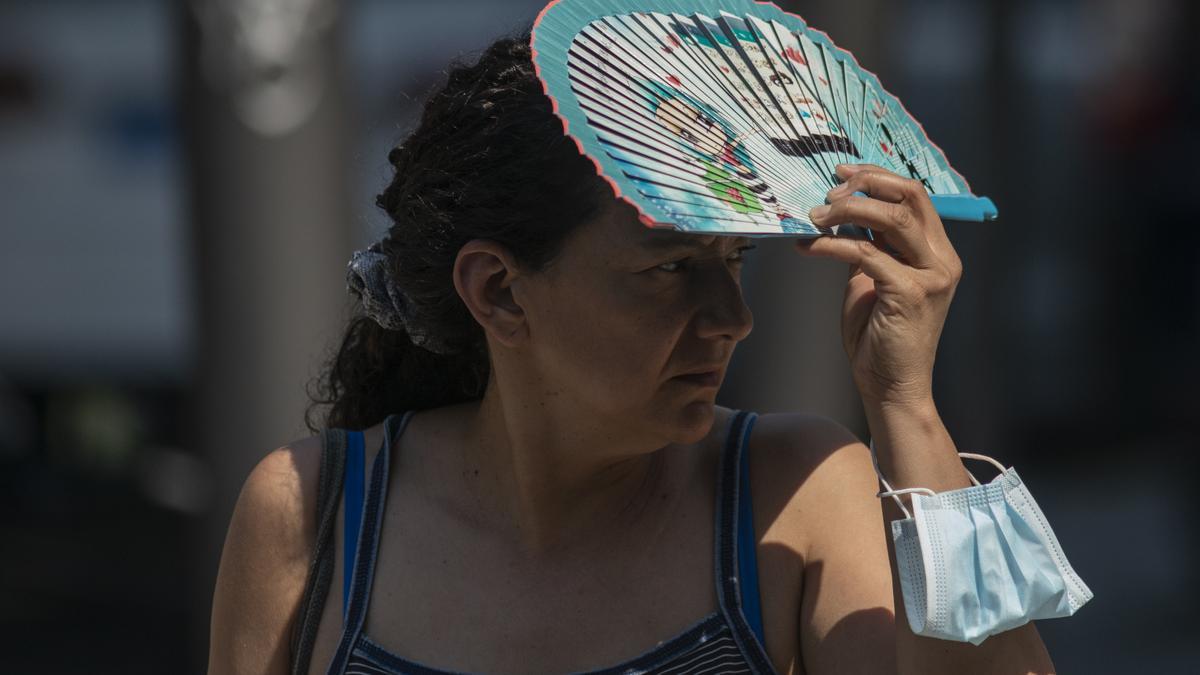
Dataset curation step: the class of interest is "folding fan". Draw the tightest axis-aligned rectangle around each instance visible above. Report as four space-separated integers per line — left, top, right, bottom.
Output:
531 0 998 237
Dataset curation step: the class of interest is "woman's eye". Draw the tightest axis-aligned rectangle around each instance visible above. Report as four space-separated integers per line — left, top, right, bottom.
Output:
723 244 757 267
730 244 757 262
654 245 757 274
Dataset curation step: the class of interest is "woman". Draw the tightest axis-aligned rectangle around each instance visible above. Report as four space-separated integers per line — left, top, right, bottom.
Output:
208 29 1056 675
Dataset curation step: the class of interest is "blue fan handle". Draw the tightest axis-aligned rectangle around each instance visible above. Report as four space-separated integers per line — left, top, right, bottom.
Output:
834 191 998 222
834 192 997 243
928 195 998 222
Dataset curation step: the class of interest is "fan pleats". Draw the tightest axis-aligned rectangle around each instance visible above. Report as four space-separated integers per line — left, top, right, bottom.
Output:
534 0 988 234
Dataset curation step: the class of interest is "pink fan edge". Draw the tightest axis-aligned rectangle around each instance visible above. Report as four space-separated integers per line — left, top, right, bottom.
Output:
530 0 973 232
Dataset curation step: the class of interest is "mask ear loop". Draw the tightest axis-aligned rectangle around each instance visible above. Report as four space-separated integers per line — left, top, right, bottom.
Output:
869 440 1011 520
958 451 1008 479
869 437 933 520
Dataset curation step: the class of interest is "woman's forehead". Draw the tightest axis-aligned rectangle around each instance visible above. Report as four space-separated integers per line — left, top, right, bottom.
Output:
585 195 750 254
576 194 744 257
640 230 719 251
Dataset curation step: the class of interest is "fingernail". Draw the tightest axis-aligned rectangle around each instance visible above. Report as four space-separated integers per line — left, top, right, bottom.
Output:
809 204 830 220
827 183 849 199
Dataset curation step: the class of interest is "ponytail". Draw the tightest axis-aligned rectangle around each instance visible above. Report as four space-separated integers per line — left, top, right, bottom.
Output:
304 27 609 433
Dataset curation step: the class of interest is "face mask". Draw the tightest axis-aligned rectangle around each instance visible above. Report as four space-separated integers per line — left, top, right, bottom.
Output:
870 440 1093 645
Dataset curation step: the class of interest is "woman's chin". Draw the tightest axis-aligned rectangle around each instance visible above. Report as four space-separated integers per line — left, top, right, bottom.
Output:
665 400 718 442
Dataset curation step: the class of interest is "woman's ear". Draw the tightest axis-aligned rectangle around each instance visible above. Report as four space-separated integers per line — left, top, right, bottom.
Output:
453 239 528 348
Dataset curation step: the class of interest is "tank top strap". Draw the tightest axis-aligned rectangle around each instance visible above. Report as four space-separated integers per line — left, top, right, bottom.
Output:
327 409 416 674
342 429 365 621
714 409 774 672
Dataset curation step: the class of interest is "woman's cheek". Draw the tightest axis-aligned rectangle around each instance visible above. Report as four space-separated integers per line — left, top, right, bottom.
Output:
596 288 678 364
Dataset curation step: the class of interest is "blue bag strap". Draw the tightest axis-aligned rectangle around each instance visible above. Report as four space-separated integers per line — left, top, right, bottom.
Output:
342 429 366 622
736 414 766 649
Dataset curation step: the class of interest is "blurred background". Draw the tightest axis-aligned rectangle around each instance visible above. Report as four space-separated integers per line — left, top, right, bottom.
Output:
0 0 1195 671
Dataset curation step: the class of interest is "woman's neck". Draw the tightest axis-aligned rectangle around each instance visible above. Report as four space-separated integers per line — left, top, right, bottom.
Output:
425 389 688 563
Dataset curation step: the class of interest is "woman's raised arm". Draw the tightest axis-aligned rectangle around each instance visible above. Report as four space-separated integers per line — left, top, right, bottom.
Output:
794 162 1057 673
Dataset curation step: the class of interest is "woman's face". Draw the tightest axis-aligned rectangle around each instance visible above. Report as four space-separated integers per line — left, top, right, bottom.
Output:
515 198 755 442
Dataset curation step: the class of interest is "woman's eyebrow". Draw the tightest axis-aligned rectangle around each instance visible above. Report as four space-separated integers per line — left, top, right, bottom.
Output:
640 235 751 252
641 237 700 252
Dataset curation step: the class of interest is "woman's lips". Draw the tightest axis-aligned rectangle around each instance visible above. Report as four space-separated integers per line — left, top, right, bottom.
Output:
674 370 721 386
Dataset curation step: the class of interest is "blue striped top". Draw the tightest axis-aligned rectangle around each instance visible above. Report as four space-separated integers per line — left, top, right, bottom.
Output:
324 409 776 675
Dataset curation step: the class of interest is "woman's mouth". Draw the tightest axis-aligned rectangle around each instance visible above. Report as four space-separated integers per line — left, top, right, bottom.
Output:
673 370 721 387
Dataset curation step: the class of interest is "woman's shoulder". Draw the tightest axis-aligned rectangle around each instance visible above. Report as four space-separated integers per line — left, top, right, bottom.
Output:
744 411 878 550
749 412 901 672
224 429 330 560
208 433 326 673
241 433 326 553
726 411 887 673
749 411 873 482
217 418 390 574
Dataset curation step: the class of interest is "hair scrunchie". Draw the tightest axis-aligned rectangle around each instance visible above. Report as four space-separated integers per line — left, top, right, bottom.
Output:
345 241 455 355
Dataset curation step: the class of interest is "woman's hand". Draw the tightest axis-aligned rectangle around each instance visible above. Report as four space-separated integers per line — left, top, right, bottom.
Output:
794 163 963 407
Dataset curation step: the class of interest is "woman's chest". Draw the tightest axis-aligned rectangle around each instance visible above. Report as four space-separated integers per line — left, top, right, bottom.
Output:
308 481 727 672
407 479 737 665
307 417 811 675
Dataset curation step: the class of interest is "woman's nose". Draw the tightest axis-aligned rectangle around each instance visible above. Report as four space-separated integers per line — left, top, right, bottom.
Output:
694 269 753 342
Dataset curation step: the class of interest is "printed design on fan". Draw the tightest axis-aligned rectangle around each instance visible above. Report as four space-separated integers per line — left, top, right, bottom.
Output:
640 79 811 234
665 16 861 162
564 10 876 233
542 0 984 234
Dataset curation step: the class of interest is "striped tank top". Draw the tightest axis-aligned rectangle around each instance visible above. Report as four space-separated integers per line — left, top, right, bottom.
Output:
325 409 777 674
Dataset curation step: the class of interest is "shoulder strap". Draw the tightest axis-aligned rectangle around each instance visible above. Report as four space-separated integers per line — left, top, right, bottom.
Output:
736 412 766 649
715 410 773 673
327 412 408 672
342 430 366 621
289 427 348 675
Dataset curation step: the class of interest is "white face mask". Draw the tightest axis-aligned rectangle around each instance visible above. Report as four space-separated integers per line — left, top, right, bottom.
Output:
871 441 1094 645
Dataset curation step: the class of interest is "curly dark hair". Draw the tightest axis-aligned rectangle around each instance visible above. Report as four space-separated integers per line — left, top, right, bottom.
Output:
304 26 612 434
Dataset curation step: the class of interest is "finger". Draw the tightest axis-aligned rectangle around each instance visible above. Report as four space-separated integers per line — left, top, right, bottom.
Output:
794 235 911 286
849 259 864 280
808 194 940 270
840 226 906 262
827 165 922 205
831 164 954 258
831 163 894 187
